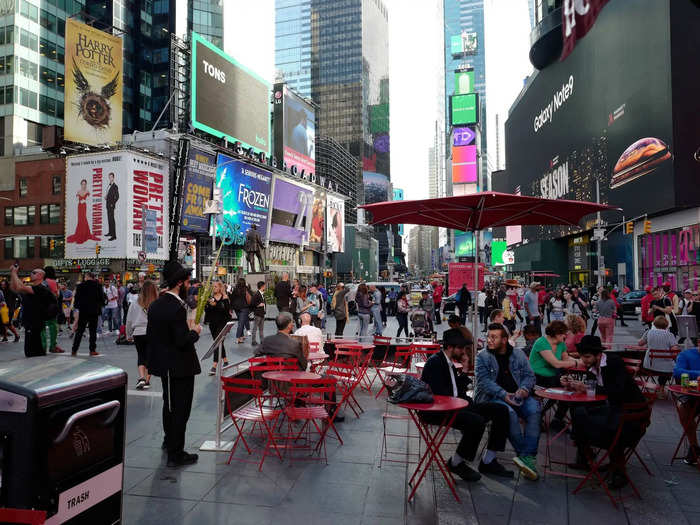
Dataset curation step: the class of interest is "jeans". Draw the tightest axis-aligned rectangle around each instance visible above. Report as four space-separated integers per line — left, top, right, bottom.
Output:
236 308 250 338
252 315 264 345
103 307 119 332
396 312 409 338
358 313 370 336
371 306 383 336
494 396 541 457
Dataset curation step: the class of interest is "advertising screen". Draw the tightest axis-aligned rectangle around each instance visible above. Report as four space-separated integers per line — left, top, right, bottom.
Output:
65 151 169 260
452 145 477 183
309 187 326 251
450 32 477 57
491 240 507 266
215 153 272 245
454 231 493 258
451 94 478 126
504 0 680 239
283 86 315 175
448 262 485 295
453 127 476 147
268 176 313 245
65 19 123 146
370 103 390 134
191 33 270 155
393 188 404 236
363 171 390 204
180 148 215 233
326 195 345 252
454 70 475 95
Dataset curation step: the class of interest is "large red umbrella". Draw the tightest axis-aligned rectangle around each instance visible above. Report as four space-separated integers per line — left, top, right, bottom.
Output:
360 191 617 340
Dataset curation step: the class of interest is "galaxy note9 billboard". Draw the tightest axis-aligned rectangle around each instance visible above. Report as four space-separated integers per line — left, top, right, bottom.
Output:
503 0 689 241
191 33 270 156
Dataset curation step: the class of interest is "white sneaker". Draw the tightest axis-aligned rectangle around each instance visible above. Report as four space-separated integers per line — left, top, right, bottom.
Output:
246 330 251 336
135 378 146 390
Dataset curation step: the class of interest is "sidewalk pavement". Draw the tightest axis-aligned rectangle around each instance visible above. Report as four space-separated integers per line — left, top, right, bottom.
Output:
0 314 697 524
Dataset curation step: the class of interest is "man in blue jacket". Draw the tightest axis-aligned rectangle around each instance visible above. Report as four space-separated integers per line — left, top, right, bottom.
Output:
475 323 541 480
673 346 700 464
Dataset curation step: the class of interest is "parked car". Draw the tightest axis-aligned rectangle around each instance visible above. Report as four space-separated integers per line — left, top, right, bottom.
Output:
619 290 646 315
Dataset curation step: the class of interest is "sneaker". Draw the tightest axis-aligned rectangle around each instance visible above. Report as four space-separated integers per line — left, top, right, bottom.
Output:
50 346 66 353
447 458 481 482
209 366 216 376
143 381 151 390
478 459 514 478
167 451 198 468
90 351 100 356
135 378 146 390
513 455 539 480
684 446 700 465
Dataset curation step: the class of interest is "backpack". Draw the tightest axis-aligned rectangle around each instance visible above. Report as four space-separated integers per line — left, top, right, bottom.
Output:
387 374 434 405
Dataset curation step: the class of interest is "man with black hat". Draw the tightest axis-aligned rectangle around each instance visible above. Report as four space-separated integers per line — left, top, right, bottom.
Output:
420 328 513 481
147 260 202 468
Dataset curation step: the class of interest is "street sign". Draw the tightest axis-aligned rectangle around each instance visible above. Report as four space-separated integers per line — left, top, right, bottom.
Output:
137 250 146 263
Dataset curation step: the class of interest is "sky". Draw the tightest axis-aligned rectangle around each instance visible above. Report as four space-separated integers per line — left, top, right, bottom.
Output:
223 0 533 202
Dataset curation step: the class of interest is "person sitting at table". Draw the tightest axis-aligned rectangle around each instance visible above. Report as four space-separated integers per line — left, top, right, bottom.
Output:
421 328 514 481
294 312 324 346
639 316 679 392
255 312 307 371
519 324 541 357
672 345 700 464
565 314 587 357
566 335 647 489
475 323 541 481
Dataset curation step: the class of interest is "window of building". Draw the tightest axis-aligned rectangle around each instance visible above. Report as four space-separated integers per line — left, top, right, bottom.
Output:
57 18 65 37
40 236 63 258
4 55 12 76
19 179 28 197
19 88 36 109
19 58 37 80
52 176 61 194
56 45 64 64
19 29 37 51
40 10 57 32
0 26 13 45
56 71 64 88
20 1 39 23
40 66 55 87
3 207 10 226
2 238 10 259
40 204 60 224
40 38 56 60
5 86 13 104
7 205 35 225
56 100 63 119
26 121 42 146
8 236 34 259
39 94 56 116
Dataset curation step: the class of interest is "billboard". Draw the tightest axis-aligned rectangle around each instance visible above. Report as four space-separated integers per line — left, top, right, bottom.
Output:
65 151 169 260
275 85 316 175
65 19 123 146
393 187 404 236
215 153 272 245
453 127 476 147
309 187 326 251
454 70 475 95
448 262 485 295
363 171 390 204
451 93 478 126
191 33 270 155
450 32 477 57
452 145 477 184
504 0 683 239
491 240 507 266
370 103 390 134
454 231 493 258
326 195 345 253
268 176 313 246
180 148 215 233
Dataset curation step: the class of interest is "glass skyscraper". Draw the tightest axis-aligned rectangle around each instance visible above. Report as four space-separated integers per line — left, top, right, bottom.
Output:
275 0 401 271
188 0 224 49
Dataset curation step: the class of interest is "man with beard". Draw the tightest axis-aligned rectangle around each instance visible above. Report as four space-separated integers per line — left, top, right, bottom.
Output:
147 261 202 468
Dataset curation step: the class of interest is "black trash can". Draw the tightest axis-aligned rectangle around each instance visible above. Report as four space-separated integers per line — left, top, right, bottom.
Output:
0 356 127 524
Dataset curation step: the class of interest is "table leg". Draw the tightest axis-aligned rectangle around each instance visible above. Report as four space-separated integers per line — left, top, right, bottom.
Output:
670 393 700 468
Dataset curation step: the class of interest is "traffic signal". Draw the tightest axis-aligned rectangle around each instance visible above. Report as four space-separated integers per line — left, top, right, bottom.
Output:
643 220 652 234
625 221 634 234
49 239 55 251
95 244 101 255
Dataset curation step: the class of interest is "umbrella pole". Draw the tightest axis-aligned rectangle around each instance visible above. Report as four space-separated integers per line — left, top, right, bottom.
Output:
473 229 480 363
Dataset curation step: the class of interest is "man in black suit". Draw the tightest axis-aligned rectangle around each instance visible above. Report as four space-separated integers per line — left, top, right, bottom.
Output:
274 272 292 313
105 172 119 241
244 224 265 273
147 260 201 468
71 272 105 356
255 312 307 370
420 328 513 481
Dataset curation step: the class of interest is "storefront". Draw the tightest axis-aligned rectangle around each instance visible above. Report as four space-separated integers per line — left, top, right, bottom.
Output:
568 234 591 286
638 222 700 291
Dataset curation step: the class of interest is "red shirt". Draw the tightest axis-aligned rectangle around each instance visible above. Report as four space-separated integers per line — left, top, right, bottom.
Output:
640 293 654 323
537 290 547 305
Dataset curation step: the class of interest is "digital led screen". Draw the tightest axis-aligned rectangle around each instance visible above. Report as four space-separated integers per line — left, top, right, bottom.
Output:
191 33 270 155
454 70 475 95
282 86 315 175
451 93 478 126
450 32 477 57
452 145 477 183
453 127 476 147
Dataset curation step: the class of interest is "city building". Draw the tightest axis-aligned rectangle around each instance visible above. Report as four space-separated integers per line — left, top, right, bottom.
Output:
316 136 359 225
274 0 402 272
188 0 224 49
407 225 436 278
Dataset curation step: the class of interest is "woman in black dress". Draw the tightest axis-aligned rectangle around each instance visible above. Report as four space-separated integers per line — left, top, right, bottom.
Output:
205 280 232 375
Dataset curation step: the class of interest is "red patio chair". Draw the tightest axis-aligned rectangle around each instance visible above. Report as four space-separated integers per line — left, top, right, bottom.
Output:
248 356 300 378
222 376 283 471
374 347 413 399
640 348 680 395
572 400 653 507
325 357 364 418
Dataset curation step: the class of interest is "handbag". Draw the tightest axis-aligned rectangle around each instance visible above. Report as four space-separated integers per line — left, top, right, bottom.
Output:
388 374 434 404
0 305 8 325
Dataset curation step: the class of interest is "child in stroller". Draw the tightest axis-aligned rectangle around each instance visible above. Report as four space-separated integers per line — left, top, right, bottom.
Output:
410 308 433 338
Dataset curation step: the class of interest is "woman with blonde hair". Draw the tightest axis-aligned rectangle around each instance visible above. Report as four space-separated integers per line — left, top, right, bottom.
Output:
126 280 158 390
565 314 587 357
204 280 232 374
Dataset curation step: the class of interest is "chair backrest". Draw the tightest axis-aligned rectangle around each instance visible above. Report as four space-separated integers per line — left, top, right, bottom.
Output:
374 335 391 346
222 376 265 396
309 341 321 352
248 356 299 377
410 343 440 362
288 377 337 401
648 348 680 366
326 359 358 383
622 357 642 376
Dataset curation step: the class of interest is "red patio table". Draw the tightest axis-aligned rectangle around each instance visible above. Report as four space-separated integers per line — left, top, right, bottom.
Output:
668 385 700 469
399 395 469 503
262 371 322 382
536 388 607 478
308 351 329 361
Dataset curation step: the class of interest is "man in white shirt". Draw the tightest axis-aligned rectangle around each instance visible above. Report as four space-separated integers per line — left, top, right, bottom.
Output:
294 312 323 346
102 279 120 334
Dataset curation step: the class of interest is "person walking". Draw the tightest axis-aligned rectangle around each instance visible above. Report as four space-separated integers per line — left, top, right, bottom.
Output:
0 281 20 342
477 289 487 329
331 283 349 336
250 281 266 346
126 280 158 390
102 279 120 334
456 283 472 326
274 272 292 313
41 266 64 353
595 289 617 344
71 272 106 356
231 278 252 344
204 281 232 375
9 265 54 357
640 286 655 330
388 287 398 317
356 283 371 337
524 283 542 333
306 285 322 328
369 284 383 336
396 291 410 338
548 290 566 322
433 282 444 326
147 261 201 468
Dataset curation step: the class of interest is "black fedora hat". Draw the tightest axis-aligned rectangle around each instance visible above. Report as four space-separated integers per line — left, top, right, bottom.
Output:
162 260 191 287
575 335 606 354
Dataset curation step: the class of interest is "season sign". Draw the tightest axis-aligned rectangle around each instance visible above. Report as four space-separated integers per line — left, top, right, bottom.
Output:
539 160 569 199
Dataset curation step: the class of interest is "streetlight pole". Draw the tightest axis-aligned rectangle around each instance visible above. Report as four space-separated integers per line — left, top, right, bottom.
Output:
596 178 603 289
